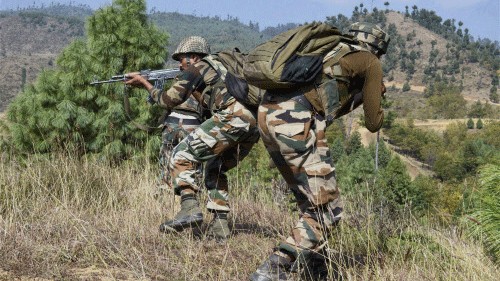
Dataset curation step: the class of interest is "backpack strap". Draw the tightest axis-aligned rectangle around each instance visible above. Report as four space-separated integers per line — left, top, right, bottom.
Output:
322 41 371 83
200 54 229 112
202 54 228 81
204 52 262 109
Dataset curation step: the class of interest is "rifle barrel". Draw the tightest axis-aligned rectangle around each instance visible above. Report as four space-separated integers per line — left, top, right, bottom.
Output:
90 78 126 85
90 68 181 86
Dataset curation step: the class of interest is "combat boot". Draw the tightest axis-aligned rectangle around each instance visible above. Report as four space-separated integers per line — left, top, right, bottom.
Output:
159 194 203 233
206 211 230 241
249 253 292 281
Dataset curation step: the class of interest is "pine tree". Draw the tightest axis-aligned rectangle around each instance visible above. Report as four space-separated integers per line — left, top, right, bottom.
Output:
467 118 474 129
476 118 484 129
7 0 168 161
378 155 415 208
346 131 362 155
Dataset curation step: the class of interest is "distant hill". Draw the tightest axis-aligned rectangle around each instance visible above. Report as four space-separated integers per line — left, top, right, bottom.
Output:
383 12 495 110
148 12 269 66
0 9 86 111
0 4 498 114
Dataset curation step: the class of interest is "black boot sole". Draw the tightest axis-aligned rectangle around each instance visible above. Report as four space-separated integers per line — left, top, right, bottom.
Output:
159 214 203 233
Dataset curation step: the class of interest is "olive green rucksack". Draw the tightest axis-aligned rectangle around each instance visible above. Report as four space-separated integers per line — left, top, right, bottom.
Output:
204 49 264 108
243 22 347 89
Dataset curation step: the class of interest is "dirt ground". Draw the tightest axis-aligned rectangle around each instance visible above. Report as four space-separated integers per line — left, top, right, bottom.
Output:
385 81 426 93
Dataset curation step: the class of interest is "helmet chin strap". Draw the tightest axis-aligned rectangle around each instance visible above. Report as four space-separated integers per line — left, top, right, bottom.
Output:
359 41 379 56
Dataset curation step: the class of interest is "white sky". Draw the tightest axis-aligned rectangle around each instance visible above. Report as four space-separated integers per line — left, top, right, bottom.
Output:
0 0 498 41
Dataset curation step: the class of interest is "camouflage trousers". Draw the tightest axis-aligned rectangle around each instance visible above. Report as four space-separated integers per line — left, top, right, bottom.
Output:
258 92 343 260
169 100 260 212
159 113 202 190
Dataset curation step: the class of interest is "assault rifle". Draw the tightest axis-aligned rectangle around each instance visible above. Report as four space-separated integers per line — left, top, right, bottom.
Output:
90 68 181 89
91 68 182 104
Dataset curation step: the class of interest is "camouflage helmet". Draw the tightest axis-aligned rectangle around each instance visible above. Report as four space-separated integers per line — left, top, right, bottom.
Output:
348 22 390 55
172 36 211 61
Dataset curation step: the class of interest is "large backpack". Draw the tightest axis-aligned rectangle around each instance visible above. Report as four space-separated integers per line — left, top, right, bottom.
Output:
204 49 264 108
243 22 349 89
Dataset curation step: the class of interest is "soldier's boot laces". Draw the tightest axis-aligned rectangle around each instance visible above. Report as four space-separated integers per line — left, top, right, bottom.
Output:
159 194 203 233
206 211 230 241
249 253 292 281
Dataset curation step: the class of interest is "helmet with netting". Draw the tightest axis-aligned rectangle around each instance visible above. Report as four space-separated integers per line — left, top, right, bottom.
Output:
348 22 390 55
172 36 211 61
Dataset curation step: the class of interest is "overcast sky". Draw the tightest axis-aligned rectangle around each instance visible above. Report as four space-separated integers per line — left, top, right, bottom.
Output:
0 0 498 41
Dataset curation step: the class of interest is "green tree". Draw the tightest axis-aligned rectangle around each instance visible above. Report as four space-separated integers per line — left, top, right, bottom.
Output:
490 86 498 103
7 0 168 161
411 175 439 211
346 131 362 155
378 156 415 209
402 81 411 92
384 2 390 12
427 86 467 118
476 118 484 129
336 146 376 191
433 151 464 181
21 67 27 90
468 100 486 118
467 118 474 129
382 111 397 129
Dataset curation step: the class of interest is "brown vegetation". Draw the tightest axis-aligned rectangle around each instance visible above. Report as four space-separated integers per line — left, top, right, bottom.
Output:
0 153 498 280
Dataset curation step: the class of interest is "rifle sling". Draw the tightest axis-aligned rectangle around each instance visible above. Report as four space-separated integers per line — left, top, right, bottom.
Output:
123 86 156 133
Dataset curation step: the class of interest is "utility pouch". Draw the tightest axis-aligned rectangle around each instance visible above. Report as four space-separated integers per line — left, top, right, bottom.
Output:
315 79 340 125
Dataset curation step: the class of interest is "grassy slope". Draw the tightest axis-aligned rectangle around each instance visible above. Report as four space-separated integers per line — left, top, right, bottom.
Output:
0 153 498 280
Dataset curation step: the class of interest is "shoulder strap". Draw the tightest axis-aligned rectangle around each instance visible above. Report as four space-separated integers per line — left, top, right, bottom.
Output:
321 41 372 88
202 54 228 81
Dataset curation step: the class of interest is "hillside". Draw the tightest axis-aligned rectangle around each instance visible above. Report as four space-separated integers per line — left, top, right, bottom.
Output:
0 11 85 111
0 5 498 113
384 11 493 103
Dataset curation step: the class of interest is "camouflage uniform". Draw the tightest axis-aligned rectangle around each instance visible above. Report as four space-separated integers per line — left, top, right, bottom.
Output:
150 54 260 234
258 88 344 261
170 97 259 210
158 97 203 191
126 36 249 238
251 22 390 280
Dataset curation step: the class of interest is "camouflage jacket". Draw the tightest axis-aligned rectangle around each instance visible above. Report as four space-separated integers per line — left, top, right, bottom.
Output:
308 48 384 133
333 51 384 132
149 60 234 114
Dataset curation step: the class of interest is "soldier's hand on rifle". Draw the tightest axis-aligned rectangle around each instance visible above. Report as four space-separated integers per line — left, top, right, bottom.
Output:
124 72 145 86
124 72 154 92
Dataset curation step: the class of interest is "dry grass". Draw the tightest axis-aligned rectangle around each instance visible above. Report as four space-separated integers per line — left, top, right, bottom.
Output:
0 153 498 280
